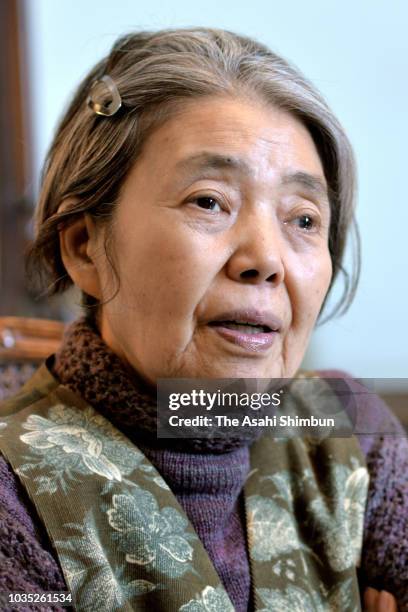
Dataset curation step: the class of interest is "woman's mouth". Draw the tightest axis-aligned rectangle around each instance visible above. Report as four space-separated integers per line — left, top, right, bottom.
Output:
209 321 270 333
207 320 278 351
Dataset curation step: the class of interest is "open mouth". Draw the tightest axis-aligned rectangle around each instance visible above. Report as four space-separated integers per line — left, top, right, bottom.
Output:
204 310 281 351
208 321 272 334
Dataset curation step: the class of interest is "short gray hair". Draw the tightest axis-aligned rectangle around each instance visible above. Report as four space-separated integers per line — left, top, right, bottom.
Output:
26 27 359 319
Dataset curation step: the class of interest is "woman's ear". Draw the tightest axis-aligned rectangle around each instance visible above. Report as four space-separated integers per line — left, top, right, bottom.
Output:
58 204 105 300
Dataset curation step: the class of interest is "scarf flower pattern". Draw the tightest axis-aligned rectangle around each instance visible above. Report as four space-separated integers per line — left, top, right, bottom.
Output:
18 404 150 494
107 489 197 577
0 369 368 611
179 585 235 611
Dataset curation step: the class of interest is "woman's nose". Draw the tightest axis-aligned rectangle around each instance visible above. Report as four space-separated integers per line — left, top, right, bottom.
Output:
225 213 285 286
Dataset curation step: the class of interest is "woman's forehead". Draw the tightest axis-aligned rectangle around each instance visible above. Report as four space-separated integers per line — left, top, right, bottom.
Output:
133 96 326 185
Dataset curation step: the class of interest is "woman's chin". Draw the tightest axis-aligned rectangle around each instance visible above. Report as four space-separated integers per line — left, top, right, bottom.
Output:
170 360 286 381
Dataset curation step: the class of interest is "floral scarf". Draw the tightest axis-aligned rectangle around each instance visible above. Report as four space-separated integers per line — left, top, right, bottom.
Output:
0 363 369 611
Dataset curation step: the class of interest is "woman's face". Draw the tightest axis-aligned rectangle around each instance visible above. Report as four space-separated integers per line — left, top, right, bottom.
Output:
93 97 332 383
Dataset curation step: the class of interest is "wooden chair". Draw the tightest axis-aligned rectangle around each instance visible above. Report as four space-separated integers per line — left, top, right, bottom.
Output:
0 317 65 401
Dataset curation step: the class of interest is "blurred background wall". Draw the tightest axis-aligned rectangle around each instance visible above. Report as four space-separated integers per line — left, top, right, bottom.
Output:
1 0 407 393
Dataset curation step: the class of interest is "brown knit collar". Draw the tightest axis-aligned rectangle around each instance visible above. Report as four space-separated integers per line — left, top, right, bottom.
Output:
52 318 260 454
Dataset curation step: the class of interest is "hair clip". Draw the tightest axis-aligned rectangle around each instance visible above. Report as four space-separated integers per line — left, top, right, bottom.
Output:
87 75 122 117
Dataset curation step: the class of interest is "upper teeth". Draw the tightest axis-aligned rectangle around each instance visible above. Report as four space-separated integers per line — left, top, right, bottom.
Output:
222 322 266 333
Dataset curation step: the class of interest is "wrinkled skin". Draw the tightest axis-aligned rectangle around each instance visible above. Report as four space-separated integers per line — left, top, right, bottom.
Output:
62 96 333 384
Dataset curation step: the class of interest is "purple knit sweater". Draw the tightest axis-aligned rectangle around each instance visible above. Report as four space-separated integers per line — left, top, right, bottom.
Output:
0 320 407 611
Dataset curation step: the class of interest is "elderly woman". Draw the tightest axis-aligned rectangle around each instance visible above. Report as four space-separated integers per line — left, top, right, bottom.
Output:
0 28 406 612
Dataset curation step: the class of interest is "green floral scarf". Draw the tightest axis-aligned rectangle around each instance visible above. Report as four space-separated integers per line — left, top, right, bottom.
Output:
0 365 369 611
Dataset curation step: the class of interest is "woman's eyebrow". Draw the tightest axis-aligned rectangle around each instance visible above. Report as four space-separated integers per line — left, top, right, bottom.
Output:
174 152 252 177
174 154 330 203
281 171 330 203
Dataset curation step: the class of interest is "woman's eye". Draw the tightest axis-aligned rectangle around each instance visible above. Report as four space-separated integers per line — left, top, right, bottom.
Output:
294 214 316 231
193 197 222 212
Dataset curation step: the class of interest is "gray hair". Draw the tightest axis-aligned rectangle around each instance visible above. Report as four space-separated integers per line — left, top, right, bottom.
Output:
26 27 359 319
